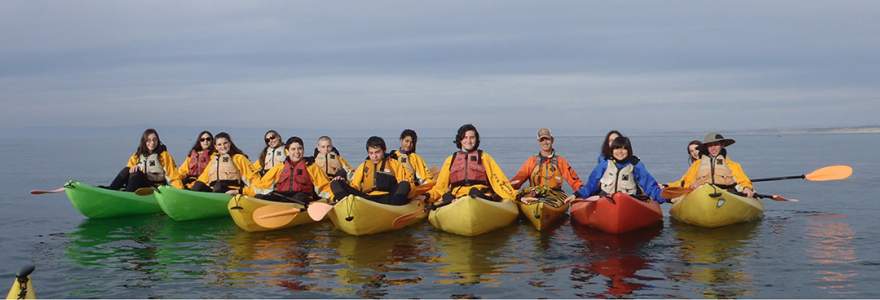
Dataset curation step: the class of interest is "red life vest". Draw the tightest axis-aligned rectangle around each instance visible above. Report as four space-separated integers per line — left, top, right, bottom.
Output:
187 150 212 177
274 159 315 194
448 150 489 188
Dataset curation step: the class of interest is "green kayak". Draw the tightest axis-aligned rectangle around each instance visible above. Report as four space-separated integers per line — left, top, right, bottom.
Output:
63 180 162 218
154 185 232 221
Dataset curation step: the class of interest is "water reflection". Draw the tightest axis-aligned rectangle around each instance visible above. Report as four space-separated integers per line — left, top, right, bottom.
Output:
570 224 661 298
805 214 858 295
329 228 430 298
433 225 517 286
672 221 759 298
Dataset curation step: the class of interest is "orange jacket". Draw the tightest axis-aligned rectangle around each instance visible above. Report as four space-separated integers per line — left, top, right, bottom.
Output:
510 153 583 191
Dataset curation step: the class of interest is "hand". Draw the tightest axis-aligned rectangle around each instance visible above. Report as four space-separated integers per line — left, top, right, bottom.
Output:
743 188 755 198
414 194 427 202
331 176 344 182
563 195 576 204
225 189 240 195
129 166 138 174
510 179 521 186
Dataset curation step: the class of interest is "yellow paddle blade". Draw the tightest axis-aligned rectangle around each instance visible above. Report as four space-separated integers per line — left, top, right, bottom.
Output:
661 187 693 199
805 165 853 181
253 205 300 229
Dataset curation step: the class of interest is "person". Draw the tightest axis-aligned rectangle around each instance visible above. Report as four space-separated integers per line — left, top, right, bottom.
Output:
388 129 435 197
252 130 286 176
330 136 412 205
253 137 333 203
686 140 701 164
191 132 259 194
106 128 181 191
598 130 624 164
672 132 755 197
177 131 215 189
427 124 516 205
313 136 354 180
510 128 584 193
576 136 667 203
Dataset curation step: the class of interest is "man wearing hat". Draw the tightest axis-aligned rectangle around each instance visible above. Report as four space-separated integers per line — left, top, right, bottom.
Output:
673 132 755 197
510 128 584 193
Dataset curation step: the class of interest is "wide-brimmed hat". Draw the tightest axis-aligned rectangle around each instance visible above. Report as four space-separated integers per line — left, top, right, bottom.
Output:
699 132 735 149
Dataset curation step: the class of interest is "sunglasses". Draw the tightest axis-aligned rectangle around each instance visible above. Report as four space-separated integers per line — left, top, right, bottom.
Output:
265 136 278 143
200 137 213 142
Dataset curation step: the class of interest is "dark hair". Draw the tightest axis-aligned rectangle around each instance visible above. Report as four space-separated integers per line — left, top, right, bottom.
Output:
454 124 480 150
214 132 248 158
259 130 283 166
313 136 341 157
285 136 304 149
189 130 214 154
609 136 633 160
687 140 701 163
136 128 166 156
400 129 418 153
600 130 624 160
366 136 387 152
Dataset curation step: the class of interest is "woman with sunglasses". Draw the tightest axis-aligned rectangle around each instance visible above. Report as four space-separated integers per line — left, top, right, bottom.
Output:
106 128 181 191
252 130 286 177
191 132 259 194
177 131 216 189
576 136 666 203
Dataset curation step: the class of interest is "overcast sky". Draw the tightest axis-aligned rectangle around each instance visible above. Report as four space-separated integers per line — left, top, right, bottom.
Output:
1 1 878 133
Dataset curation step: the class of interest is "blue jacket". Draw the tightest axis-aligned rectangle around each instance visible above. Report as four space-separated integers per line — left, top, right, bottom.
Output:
576 156 668 204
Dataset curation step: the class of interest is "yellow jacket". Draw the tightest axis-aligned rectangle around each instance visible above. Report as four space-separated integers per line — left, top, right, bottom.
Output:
349 157 409 196
195 153 259 195
253 160 333 199
390 151 436 198
676 156 753 190
126 151 182 188
428 151 516 201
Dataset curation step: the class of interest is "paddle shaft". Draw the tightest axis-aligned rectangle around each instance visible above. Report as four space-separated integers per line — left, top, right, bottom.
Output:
751 175 805 182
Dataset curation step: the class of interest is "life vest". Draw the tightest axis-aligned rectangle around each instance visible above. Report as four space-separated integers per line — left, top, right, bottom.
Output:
274 159 315 194
137 153 166 182
529 153 563 190
448 150 489 188
360 158 397 193
694 154 737 187
390 150 420 184
314 152 346 177
206 154 242 182
262 146 286 171
186 150 212 177
599 160 639 195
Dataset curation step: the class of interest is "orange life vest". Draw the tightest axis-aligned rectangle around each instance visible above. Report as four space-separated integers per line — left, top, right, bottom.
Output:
529 154 563 190
448 150 489 188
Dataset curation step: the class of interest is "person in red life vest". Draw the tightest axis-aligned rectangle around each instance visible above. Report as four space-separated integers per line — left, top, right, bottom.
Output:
191 132 259 194
329 136 412 205
252 137 333 203
252 130 286 177
427 124 517 206
388 129 436 197
577 136 668 203
105 128 181 191
510 128 584 193
177 131 215 189
313 136 355 181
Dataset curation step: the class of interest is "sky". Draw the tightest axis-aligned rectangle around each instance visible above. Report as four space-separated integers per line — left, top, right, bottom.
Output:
1 1 879 134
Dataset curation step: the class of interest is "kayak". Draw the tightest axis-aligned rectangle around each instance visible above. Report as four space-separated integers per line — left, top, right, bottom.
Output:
570 193 663 234
428 196 519 236
64 180 162 218
155 186 232 221
6 265 35 299
669 184 764 228
227 195 326 232
517 198 569 231
327 195 426 236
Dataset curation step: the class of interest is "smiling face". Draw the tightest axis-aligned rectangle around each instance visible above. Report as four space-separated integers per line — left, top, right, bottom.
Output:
688 144 700 160
400 136 414 153
145 133 158 152
708 143 722 157
215 137 230 155
265 133 281 148
538 136 553 153
461 130 477 151
287 142 304 162
612 147 629 161
199 134 212 150
367 146 385 163
317 139 333 155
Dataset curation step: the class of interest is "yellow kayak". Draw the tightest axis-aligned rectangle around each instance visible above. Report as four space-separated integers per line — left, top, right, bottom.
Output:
227 195 326 232
6 265 35 300
670 184 764 228
327 195 425 236
428 196 519 236
517 199 569 231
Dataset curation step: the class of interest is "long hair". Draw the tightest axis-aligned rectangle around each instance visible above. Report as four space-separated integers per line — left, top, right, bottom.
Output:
214 132 248 158
189 130 214 154
454 124 480 150
687 140 701 163
135 128 166 156
600 130 624 160
259 130 282 165
400 129 418 153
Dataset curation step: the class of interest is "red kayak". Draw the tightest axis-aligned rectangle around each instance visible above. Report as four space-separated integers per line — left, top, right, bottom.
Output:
570 193 663 234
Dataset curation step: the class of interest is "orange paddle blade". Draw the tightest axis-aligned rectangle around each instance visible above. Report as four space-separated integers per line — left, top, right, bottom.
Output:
307 202 334 221
805 165 852 181
253 205 300 229
661 187 693 199
30 187 65 195
392 209 426 230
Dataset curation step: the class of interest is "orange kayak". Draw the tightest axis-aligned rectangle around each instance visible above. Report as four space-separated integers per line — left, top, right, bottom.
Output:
570 193 663 234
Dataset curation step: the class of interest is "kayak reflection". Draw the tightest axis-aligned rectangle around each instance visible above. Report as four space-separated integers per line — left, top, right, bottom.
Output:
434 225 517 285
570 223 662 298
671 220 759 298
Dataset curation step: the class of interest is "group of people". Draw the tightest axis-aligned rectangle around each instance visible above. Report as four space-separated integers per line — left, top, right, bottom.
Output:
105 124 755 207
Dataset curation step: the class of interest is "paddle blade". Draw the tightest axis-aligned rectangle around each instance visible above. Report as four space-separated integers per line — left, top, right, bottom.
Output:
661 187 693 199
569 195 601 204
392 210 426 230
757 193 799 202
30 187 65 195
133 187 155 196
253 205 301 229
307 202 334 221
805 165 852 182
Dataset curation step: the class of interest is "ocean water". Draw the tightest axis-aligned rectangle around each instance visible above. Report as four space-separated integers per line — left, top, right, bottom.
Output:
1 129 878 298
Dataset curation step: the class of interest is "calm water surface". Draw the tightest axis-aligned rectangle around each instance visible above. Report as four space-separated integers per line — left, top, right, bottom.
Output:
1 130 878 298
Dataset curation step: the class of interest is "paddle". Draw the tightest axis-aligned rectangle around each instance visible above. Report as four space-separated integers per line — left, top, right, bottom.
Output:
133 187 155 196
661 187 694 199
391 208 426 230
751 165 852 182
253 204 302 229
307 202 334 221
568 195 601 204
30 187 65 195
756 193 799 202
